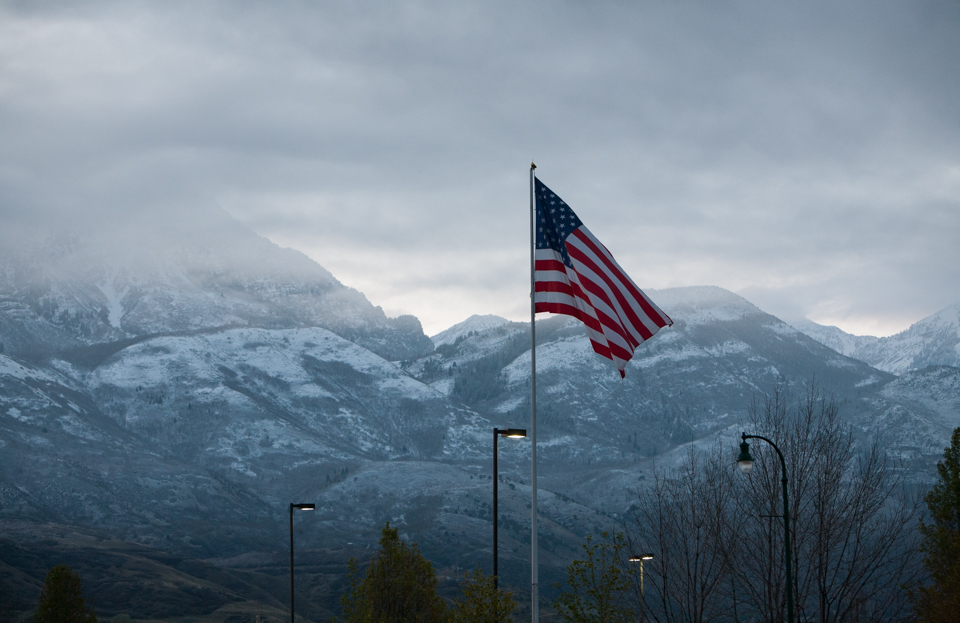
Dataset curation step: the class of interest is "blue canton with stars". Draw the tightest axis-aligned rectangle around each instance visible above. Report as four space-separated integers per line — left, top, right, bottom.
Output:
535 179 583 268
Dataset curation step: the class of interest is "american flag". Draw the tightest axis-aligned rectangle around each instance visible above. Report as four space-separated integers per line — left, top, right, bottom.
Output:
534 178 672 377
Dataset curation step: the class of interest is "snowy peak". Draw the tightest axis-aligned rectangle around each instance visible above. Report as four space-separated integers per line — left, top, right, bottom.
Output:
431 314 510 347
913 304 960 334
790 319 879 358
796 304 960 375
0 207 433 361
648 286 766 326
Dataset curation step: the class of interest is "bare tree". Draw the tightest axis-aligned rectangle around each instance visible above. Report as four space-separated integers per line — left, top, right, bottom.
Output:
628 381 923 623
630 447 732 623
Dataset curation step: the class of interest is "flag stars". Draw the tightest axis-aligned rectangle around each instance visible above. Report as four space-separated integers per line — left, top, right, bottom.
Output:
534 179 583 262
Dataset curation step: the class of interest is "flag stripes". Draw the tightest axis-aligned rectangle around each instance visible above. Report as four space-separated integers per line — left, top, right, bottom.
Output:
533 179 672 377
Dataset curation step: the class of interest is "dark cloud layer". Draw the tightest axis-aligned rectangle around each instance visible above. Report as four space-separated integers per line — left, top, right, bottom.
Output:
1 0 958 335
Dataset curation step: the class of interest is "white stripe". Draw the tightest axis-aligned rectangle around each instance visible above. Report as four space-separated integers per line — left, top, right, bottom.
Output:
569 233 656 339
570 228 666 336
534 252 635 357
577 227 671 326
533 290 577 307
564 266 633 355
535 269 570 284
533 284 602 324
534 248 565 261
536 274 630 369
564 249 641 347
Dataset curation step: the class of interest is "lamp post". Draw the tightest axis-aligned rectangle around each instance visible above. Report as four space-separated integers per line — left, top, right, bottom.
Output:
493 427 527 590
628 553 654 596
289 502 315 623
737 432 794 623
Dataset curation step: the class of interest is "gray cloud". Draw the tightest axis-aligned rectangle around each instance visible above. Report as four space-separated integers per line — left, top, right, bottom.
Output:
1 0 958 335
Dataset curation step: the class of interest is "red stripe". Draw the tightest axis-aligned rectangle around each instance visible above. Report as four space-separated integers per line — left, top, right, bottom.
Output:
565 246 650 345
567 237 654 337
572 228 671 328
567 237 658 341
572 269 648 346
534 289 606 335
535 280 575 296
535 259 567 273
596 335 632 363
538 271 600 320
546 271 635 356
534 302 607 338
536 299 632 365
538 267 637 352
586 337 613 361
536 301 622 363
581 279 637 348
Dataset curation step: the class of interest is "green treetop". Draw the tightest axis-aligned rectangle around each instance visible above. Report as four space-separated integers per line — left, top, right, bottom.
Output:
34 564 98 623
338 523 447 623
450 565 516 623
914 427 960 622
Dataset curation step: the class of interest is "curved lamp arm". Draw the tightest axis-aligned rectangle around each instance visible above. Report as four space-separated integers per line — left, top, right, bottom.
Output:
738 432 794 623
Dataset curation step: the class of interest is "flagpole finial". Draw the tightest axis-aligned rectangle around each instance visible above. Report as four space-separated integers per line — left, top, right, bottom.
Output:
530 162 536 170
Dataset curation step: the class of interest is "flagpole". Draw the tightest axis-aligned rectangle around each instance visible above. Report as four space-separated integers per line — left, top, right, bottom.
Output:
529 162 539 623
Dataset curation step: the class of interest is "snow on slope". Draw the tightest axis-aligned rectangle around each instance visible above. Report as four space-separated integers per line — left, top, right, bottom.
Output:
790 319 878 357
431 314 510 347
858 304 960 374
649 285 765 326
0 354 57 383
73 325 501 479
0 209 434 360
796 304 960 374
879 366 960 432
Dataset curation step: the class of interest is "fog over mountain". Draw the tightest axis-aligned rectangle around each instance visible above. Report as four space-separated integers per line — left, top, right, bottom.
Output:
2 1 959 337
1 212 957 618
0 205 433 361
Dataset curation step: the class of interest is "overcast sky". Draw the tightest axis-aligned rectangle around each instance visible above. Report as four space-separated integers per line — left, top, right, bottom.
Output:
2 0 958 337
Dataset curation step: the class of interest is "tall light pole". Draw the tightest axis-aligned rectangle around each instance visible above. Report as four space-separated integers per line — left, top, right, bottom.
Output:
628 553 654 596
290 502 315 623
737 432 794 623
494 427 526 591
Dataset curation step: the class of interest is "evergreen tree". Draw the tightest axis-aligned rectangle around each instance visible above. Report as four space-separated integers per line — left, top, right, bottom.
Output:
913 427 960 622
34 564 97 623
338 523 447 623
449 565 516 623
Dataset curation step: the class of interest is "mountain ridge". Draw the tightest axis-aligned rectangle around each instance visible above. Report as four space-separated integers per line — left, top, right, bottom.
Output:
2 216 959 619
792 304 960 374
0 207 434 362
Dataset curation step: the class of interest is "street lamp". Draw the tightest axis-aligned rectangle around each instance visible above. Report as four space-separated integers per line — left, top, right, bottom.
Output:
737 432 794 623
628 553 654 596
290 502 315 623
493 427 526 591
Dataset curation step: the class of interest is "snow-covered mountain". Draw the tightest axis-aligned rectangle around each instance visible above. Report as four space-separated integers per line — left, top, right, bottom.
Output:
0 209 433 361
407 286 912 466
431 314 510 347
790 318 880 358
794 304 960 374
2 213 959 619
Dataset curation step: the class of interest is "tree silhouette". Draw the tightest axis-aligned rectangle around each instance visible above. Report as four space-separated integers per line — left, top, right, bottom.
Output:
450 565 516 623
34 564 97 623
913 427 960 622
338 523 446 623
